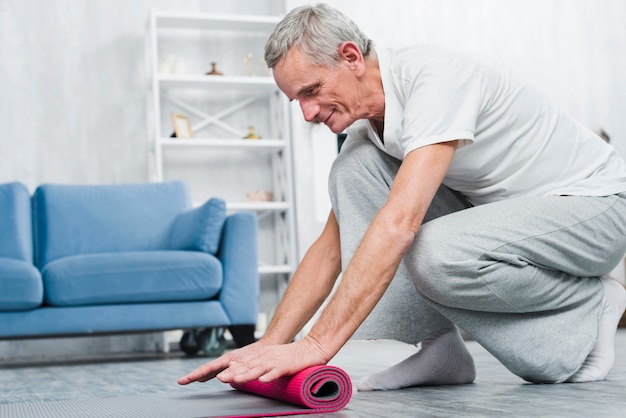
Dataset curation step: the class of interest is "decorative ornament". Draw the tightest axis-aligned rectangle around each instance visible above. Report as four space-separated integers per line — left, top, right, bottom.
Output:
246 190 274 202
206 62 223 76
159 55 186 75
244 126 261 140
242 53 255 76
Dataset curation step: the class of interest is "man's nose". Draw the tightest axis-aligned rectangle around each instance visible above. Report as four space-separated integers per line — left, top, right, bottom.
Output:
299 99 319 122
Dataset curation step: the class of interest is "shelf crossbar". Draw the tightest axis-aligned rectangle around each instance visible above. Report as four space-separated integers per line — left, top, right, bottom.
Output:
161 92 266 138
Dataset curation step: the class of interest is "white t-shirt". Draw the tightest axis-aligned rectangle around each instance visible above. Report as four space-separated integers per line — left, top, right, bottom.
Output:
346 44 626 206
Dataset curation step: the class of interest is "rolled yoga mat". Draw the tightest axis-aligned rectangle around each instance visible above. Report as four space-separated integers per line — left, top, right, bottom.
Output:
227 365 353 417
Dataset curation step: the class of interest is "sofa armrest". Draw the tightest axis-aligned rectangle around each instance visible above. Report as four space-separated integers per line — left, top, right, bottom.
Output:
218 211 259 324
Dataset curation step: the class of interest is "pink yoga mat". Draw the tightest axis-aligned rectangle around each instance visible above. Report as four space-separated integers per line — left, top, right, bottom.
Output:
227 365 353 417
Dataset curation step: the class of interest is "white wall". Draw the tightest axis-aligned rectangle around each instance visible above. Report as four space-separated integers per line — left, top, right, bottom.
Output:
287 0 626 282
0 0 284 191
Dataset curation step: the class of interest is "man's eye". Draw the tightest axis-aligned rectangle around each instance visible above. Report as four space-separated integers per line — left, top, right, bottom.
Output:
304 87 318 97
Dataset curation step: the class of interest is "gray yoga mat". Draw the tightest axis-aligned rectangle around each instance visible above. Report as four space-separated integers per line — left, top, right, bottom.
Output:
0 390 343 418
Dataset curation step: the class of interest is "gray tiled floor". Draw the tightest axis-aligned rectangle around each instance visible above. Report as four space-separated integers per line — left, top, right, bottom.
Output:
2 331 626 417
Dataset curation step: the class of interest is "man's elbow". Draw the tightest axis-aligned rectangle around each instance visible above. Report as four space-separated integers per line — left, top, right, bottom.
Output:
380 211 420 252
392 223 419 252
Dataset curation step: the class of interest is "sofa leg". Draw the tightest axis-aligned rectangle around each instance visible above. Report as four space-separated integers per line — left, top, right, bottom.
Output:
229 324 256 347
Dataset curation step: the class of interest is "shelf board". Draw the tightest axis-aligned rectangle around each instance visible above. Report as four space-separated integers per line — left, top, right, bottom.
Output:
154 11 281 32
158 75 277 93
227 201 289 212
258 264 294 275
159 138 286 150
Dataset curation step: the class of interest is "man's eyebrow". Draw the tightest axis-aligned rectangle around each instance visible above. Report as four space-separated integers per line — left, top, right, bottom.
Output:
297 82 322 96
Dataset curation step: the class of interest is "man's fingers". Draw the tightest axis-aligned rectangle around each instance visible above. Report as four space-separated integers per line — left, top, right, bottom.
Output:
257 366 287 383
177 342 310 387
177 346 261 385
218 361 268 384
197 366 227 382
177 360 229 385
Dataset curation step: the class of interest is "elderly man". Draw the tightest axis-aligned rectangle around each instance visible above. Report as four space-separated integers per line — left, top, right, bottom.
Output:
179 3 626 389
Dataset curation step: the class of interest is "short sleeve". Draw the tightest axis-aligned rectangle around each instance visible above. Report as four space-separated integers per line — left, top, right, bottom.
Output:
399 60 481 157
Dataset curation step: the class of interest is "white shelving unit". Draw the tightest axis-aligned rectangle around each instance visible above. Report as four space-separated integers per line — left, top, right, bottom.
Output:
147 10 297 325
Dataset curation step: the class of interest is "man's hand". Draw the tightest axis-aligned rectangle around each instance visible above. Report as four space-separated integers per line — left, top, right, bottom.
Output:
177 337 328 385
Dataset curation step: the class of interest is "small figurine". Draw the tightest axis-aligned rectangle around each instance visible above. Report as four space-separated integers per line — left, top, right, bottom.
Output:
206 62 223 76
244 126 261 140
242 53 255 76
159 55 186 75
246 190 274 202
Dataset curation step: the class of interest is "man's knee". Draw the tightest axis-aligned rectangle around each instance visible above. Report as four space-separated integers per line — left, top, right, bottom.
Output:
404 222 467 305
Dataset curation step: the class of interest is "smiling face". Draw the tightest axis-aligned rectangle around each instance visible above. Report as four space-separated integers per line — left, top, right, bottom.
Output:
272 44 371 134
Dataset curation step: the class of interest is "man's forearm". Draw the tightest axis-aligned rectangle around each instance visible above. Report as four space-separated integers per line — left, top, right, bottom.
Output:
262 212 342 345
304 208 416 361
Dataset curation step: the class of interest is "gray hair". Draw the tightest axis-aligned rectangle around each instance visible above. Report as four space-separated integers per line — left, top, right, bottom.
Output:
264 3 372 68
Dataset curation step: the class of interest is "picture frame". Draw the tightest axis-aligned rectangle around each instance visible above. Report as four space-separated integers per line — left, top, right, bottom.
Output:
171 113 193 138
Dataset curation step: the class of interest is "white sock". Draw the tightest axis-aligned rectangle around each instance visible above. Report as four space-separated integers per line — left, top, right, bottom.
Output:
566 277 626 383
357 329 476 391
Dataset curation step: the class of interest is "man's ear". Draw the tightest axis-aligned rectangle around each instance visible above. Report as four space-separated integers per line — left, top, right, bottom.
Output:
338 41 365 75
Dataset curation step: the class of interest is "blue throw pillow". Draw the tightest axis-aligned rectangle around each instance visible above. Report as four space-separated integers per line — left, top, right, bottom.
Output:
169 198 227 254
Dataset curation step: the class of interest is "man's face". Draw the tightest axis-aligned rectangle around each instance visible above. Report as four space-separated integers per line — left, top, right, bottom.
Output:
272 46 361 134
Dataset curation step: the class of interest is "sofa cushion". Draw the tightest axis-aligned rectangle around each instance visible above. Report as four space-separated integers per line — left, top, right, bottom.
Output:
0 182 33 262
41 251 222 306
169 198 226 255
0 258 43 311
33 181 192 267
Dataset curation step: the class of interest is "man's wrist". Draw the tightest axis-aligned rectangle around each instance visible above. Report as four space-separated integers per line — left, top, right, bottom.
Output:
300 333 333 364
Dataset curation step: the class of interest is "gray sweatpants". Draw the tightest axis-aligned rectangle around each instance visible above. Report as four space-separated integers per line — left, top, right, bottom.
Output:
329 137 626 383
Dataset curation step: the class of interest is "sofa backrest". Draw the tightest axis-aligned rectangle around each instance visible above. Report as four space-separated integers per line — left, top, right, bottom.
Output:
33 181 191 267
0 182 33 262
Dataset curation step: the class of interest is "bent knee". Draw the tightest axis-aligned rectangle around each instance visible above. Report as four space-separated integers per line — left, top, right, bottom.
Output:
404 221 474 303
514 360 579 384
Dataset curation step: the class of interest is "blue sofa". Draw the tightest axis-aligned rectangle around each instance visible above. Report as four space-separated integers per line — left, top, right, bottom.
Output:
0 181 259 356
